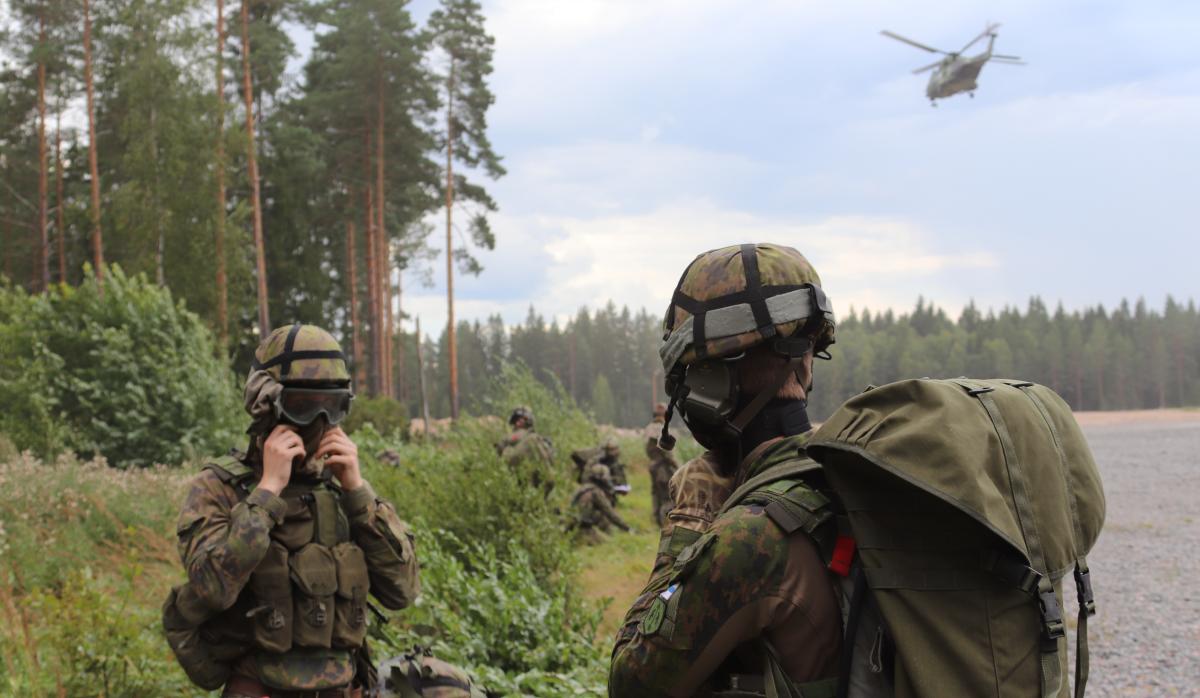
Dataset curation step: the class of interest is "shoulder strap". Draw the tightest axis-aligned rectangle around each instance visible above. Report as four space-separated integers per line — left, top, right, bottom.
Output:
719 458 820 515
203 454 256 499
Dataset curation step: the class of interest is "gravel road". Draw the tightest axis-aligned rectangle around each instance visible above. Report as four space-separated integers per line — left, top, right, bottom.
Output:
1074 418 1200 697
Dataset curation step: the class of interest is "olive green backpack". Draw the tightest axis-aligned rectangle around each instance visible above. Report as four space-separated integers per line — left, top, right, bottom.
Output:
806 378 1105 698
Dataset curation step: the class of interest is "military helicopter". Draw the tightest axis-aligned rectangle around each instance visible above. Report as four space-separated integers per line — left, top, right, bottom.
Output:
881 23 1025 105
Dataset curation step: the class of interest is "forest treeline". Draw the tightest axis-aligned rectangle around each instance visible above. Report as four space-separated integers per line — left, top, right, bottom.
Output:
1 0 500 413
421 296 1200 427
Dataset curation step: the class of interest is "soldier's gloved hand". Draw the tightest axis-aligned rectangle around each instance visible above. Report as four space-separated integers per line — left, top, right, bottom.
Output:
314 426 364 491
262 424 303 494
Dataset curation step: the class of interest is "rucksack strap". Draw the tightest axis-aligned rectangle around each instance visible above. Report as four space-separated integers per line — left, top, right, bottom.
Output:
954 380 1063 698
1012 381 1096 698
720 459 820 515
202 454 256 500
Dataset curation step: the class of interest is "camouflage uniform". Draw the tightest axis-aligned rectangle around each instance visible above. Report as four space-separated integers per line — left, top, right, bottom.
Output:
609 434 841 696
569 465 631 545
610 245 842 696
497 426 556 496
164 325 420 696
174 462 419 693
644 417 679 528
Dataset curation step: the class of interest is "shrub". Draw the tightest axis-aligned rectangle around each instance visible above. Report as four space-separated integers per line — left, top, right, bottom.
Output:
344 394 409 438
0 266 241 466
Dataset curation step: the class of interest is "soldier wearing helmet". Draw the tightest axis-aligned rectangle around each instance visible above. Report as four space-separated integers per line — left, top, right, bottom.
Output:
163 324 419 697
496 405 556 496
644 403 679 527
568 463 632 545
599 436 630 497
610 244 842 697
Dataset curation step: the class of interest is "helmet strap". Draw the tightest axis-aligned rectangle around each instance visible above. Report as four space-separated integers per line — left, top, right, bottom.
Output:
729 355 805 435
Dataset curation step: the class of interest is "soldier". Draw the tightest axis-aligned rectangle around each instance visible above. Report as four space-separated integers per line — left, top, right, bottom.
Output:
162 324 419 698
496 405 556 496
568 463 632 545
599 437 630 496
644 403 679 527
609 244 842 696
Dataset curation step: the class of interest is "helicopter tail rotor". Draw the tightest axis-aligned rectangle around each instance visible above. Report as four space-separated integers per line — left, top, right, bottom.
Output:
960 21 1001 54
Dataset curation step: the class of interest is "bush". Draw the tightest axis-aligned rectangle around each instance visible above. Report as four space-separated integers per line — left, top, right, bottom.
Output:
375 531 608 696
0 266 241 466
344 394 409 438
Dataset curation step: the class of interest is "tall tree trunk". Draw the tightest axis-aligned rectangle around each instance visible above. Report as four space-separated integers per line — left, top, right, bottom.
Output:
54 114 65 284
445 60 458 419
416 316 430 435
83 0 104 289
151 104 164 286
36 12 49 292
376 71 393 398
347 220 365 388
214 0 229 350
363 153 379 395
240 0 269 336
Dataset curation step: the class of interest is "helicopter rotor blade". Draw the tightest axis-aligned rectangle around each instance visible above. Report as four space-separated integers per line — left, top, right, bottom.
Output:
912 60 942 74
990 58 1027 66
960 21 1001 54
991 53 1022 60
881 30 946 54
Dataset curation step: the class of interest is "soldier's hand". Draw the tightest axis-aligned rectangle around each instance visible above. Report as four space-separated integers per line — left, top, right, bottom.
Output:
262 424 303 495
314 426 363 491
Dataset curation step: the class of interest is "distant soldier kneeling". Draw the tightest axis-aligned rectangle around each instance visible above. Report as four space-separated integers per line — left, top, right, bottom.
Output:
569 463 632 544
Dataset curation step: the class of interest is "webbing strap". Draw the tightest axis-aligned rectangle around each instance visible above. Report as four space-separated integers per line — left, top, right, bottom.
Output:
1015 383 1094 698
720 460 815 515
740 243 776 338
312 489 339 547
730 356 805 434
958 380 1063 698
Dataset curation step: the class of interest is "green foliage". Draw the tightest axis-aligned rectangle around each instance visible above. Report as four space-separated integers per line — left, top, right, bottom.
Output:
0 266 241 465
590 374 617 425
344 394 409 438
375 531 607 696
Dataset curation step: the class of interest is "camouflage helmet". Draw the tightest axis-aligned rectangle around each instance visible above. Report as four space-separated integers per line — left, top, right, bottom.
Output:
509 405 534 427
659 243 835 371
602 436 620 453
252 323 350 385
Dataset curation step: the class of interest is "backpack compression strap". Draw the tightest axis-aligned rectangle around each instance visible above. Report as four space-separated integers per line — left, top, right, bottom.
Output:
1011 381 1096 698
953 380 1064 698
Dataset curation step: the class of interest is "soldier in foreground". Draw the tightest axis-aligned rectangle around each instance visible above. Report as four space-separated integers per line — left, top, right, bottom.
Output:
496 405 556 496
644 403 679 527
163 324 419 697
609 244 842 696
569 463 632 545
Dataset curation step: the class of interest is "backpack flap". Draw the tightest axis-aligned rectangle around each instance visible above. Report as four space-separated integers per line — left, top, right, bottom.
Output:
808 378 1105 698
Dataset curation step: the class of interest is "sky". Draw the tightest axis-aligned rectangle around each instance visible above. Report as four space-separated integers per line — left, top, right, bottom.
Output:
317 0 1200 336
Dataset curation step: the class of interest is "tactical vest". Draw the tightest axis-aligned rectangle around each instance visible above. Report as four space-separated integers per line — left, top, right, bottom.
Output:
164 455 371 691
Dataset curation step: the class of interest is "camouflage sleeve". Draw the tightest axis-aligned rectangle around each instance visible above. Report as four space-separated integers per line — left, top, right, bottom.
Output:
175 471 287 616
341 481 420 610
609 509 793 697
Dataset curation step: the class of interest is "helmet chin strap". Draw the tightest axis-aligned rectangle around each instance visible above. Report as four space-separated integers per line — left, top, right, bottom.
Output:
729 355 806 436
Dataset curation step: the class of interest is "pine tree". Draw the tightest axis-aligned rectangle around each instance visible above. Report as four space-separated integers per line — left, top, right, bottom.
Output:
427 0 504 418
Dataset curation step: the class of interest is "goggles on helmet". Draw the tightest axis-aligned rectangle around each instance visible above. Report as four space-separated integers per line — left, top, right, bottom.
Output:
274 387 354 426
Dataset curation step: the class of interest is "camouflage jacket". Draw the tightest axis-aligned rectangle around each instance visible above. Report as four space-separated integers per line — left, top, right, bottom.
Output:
174 456 420 680
609 434 842 697
571 483 629 531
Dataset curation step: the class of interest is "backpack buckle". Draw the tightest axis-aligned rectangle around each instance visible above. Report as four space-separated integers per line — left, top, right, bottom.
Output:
1074 562 1096 617
1038 587 1065 640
